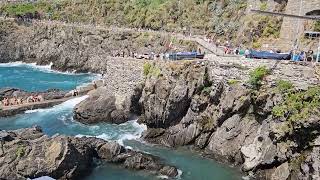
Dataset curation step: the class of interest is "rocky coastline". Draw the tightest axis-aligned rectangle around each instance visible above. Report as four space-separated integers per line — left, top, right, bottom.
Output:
0 126 178 180
71 59 320 179
2 19 320 179
0 88 67 117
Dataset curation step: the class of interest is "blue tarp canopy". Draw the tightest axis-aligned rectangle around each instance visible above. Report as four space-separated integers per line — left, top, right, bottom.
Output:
175 52 198 56
168 52 204 60
248 50 291 60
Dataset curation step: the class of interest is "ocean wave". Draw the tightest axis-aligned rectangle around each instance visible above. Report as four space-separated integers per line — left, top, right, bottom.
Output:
0 61 99 78
157 169 182 180
157 175 168 179
74 120 147 147
117 120 147 146
177 169 183 179
24 95 88 114
0 61 52 71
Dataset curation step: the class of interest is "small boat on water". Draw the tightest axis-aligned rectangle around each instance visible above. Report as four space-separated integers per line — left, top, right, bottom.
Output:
168 52 205 60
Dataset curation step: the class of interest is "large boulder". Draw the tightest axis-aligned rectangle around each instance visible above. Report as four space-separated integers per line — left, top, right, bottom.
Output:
73 87 129 124
0 127 178 179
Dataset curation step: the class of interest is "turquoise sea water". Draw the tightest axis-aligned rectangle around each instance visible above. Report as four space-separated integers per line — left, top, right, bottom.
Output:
0 63 242 180
0 62 94 91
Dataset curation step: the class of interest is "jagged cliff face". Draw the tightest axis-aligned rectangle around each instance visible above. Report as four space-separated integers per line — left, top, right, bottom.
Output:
2 17 320 180
0 19 196 72
70 57 320 179
136 60 320 179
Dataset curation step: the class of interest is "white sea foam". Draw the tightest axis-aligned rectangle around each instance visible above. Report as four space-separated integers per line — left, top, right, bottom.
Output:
0 61 52 71
158 169 182 179
157 175 168 179
75 120 147 147
25 95 88 114
96 133 112 140
177 169 183 179
25 109 47 114
0 61 99 78
242 176 250 180
117 120 147 146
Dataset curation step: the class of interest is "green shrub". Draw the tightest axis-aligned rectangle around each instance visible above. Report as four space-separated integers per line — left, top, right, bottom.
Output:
259 2 268 11
16 146 25 158
276 80 294 93
248 66 269 89
314 21 320 32
150 65 161 77
262 20 281 38
272 105 286 117
228 79 240 85
202 86 211 94
1 3 36 16
252 41 262 49
200 116 215 131
143 62 152 76
143 62 161 77
272 86 320 123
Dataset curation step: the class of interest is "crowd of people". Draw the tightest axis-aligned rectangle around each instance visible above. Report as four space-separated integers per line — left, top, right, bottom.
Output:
1 94 44 107
291 49 317 62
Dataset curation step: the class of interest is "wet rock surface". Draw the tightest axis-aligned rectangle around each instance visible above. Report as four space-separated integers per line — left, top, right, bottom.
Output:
0 127 178 180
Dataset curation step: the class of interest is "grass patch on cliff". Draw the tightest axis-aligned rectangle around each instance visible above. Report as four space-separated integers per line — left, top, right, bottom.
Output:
272 86 320 123
228 79 240 85
16 145 25 158
143 62 161 77
290 154 307 174
314 21 320 32
0 3 37 16
248 66 269 90
200 116 215 131
202 86 212 95
275 80 294 93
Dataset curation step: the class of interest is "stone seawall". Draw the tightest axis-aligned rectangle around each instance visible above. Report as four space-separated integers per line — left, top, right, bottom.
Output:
102 57 146 100
208 56 320 89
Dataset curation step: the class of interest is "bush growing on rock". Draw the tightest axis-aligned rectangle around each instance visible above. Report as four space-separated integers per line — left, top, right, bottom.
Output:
227 79 240 85
275 79 294 93
143 62 152 76
143 62 161 77
272 86 320 136
16 145 25 158
248 66 269 89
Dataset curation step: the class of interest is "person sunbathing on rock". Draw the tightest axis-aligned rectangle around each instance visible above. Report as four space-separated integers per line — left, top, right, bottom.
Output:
9 98 16 106
33 94 40 102
14 97 19 105
37 95 44 102
19 98 23 105
3 98 9 106
26 96 33 103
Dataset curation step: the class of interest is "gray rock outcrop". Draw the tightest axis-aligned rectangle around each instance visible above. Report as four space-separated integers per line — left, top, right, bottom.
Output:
0 88 66 101
135 60 320 179
0 127 178 179
73 86 142 124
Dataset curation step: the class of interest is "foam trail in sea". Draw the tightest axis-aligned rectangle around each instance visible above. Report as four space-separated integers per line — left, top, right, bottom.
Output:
25 95 88 114
0 61 99 78
117 120 147 146
0 61 52 71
